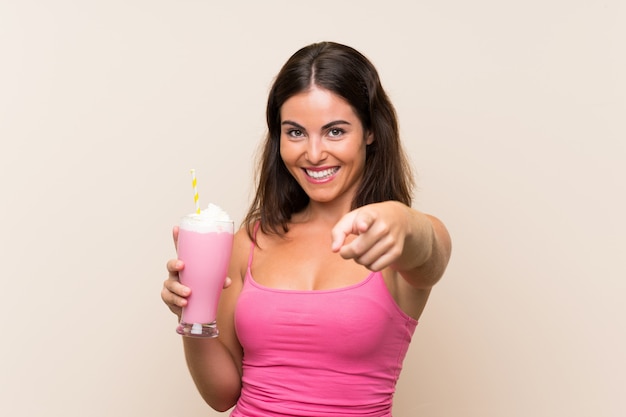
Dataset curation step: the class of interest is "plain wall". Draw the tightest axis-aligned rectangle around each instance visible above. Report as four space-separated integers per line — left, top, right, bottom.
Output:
1 1 624 416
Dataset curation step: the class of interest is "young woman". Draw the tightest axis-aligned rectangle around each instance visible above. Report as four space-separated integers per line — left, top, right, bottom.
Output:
162 41 452 417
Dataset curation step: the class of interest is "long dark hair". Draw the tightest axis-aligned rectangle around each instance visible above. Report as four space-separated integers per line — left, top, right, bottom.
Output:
244 41 414 239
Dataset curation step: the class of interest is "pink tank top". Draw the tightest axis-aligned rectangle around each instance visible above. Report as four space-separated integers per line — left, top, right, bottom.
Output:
231 236 418 417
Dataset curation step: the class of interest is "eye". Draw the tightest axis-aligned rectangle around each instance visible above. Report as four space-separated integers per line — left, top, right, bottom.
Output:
328 128 344 138
288 129 304 138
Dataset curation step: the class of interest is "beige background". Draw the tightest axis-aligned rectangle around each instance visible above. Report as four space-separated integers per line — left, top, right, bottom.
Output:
1 1 624 416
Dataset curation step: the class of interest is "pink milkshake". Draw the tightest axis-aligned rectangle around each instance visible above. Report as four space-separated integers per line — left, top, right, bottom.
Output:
176 204 234 337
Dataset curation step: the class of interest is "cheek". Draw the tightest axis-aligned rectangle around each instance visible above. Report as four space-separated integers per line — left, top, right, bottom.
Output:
279 140 299 169
339 141 368 164
279 138 303 162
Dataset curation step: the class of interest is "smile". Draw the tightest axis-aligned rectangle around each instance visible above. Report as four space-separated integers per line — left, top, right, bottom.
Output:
304 167 339 180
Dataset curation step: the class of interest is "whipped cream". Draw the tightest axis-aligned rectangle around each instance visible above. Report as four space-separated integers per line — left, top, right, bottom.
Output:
180 203 233 233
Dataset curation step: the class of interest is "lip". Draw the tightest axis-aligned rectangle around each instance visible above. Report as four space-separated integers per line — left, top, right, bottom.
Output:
302 166 340 184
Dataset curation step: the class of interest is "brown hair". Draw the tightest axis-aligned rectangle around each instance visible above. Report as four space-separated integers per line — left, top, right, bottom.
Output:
244 41 414 240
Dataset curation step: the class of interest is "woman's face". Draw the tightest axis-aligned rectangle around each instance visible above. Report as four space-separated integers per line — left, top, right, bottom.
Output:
279 85 373 208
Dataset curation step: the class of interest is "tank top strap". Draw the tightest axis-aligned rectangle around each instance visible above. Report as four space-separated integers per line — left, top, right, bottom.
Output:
247 221 261 270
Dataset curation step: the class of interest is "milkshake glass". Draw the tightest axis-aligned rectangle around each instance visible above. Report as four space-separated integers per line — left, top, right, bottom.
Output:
176 204 234 338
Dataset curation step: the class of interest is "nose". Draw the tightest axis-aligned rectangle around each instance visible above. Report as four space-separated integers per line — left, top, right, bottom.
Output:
305 136 327 164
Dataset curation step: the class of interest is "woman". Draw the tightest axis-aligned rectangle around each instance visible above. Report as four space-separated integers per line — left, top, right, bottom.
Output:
162 41 451 416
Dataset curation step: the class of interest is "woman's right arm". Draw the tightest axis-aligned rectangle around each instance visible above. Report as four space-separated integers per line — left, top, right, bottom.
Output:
162 227 249 412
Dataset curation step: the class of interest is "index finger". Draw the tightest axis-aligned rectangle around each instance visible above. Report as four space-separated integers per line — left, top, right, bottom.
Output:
331 210 358 252
166 258 184 273
331 209 375 252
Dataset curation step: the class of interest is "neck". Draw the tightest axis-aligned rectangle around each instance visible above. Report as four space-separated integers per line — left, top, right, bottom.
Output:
294 198 353 227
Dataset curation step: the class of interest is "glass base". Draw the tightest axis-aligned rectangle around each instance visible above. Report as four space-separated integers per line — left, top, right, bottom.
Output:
176 321 219 338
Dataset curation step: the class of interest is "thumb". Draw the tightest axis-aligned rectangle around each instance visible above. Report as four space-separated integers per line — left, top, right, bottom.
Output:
172 226 180 251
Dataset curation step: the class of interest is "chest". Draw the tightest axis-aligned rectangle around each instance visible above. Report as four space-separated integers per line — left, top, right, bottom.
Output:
236 272 416 365
251 230 370 291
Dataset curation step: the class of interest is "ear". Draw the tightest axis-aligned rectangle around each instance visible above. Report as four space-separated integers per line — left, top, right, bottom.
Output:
365 131 374 145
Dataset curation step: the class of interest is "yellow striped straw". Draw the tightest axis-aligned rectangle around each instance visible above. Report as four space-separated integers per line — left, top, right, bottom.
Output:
190 169 200 214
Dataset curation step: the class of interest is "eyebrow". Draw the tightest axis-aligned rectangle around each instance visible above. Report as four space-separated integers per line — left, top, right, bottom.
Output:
281 120 352 130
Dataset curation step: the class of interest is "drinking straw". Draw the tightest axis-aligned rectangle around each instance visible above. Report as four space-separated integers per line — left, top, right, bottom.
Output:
190 169 200 214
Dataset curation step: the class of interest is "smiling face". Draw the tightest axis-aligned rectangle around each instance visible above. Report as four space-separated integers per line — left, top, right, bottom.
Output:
279 85 373 209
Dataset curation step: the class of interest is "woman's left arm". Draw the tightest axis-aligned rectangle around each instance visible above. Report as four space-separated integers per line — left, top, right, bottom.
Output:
331 201 452 289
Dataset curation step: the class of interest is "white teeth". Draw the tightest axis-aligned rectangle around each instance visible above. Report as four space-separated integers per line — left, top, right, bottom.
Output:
306 167 338 179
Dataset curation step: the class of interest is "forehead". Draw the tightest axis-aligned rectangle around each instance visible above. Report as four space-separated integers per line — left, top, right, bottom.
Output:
280 86 359 123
